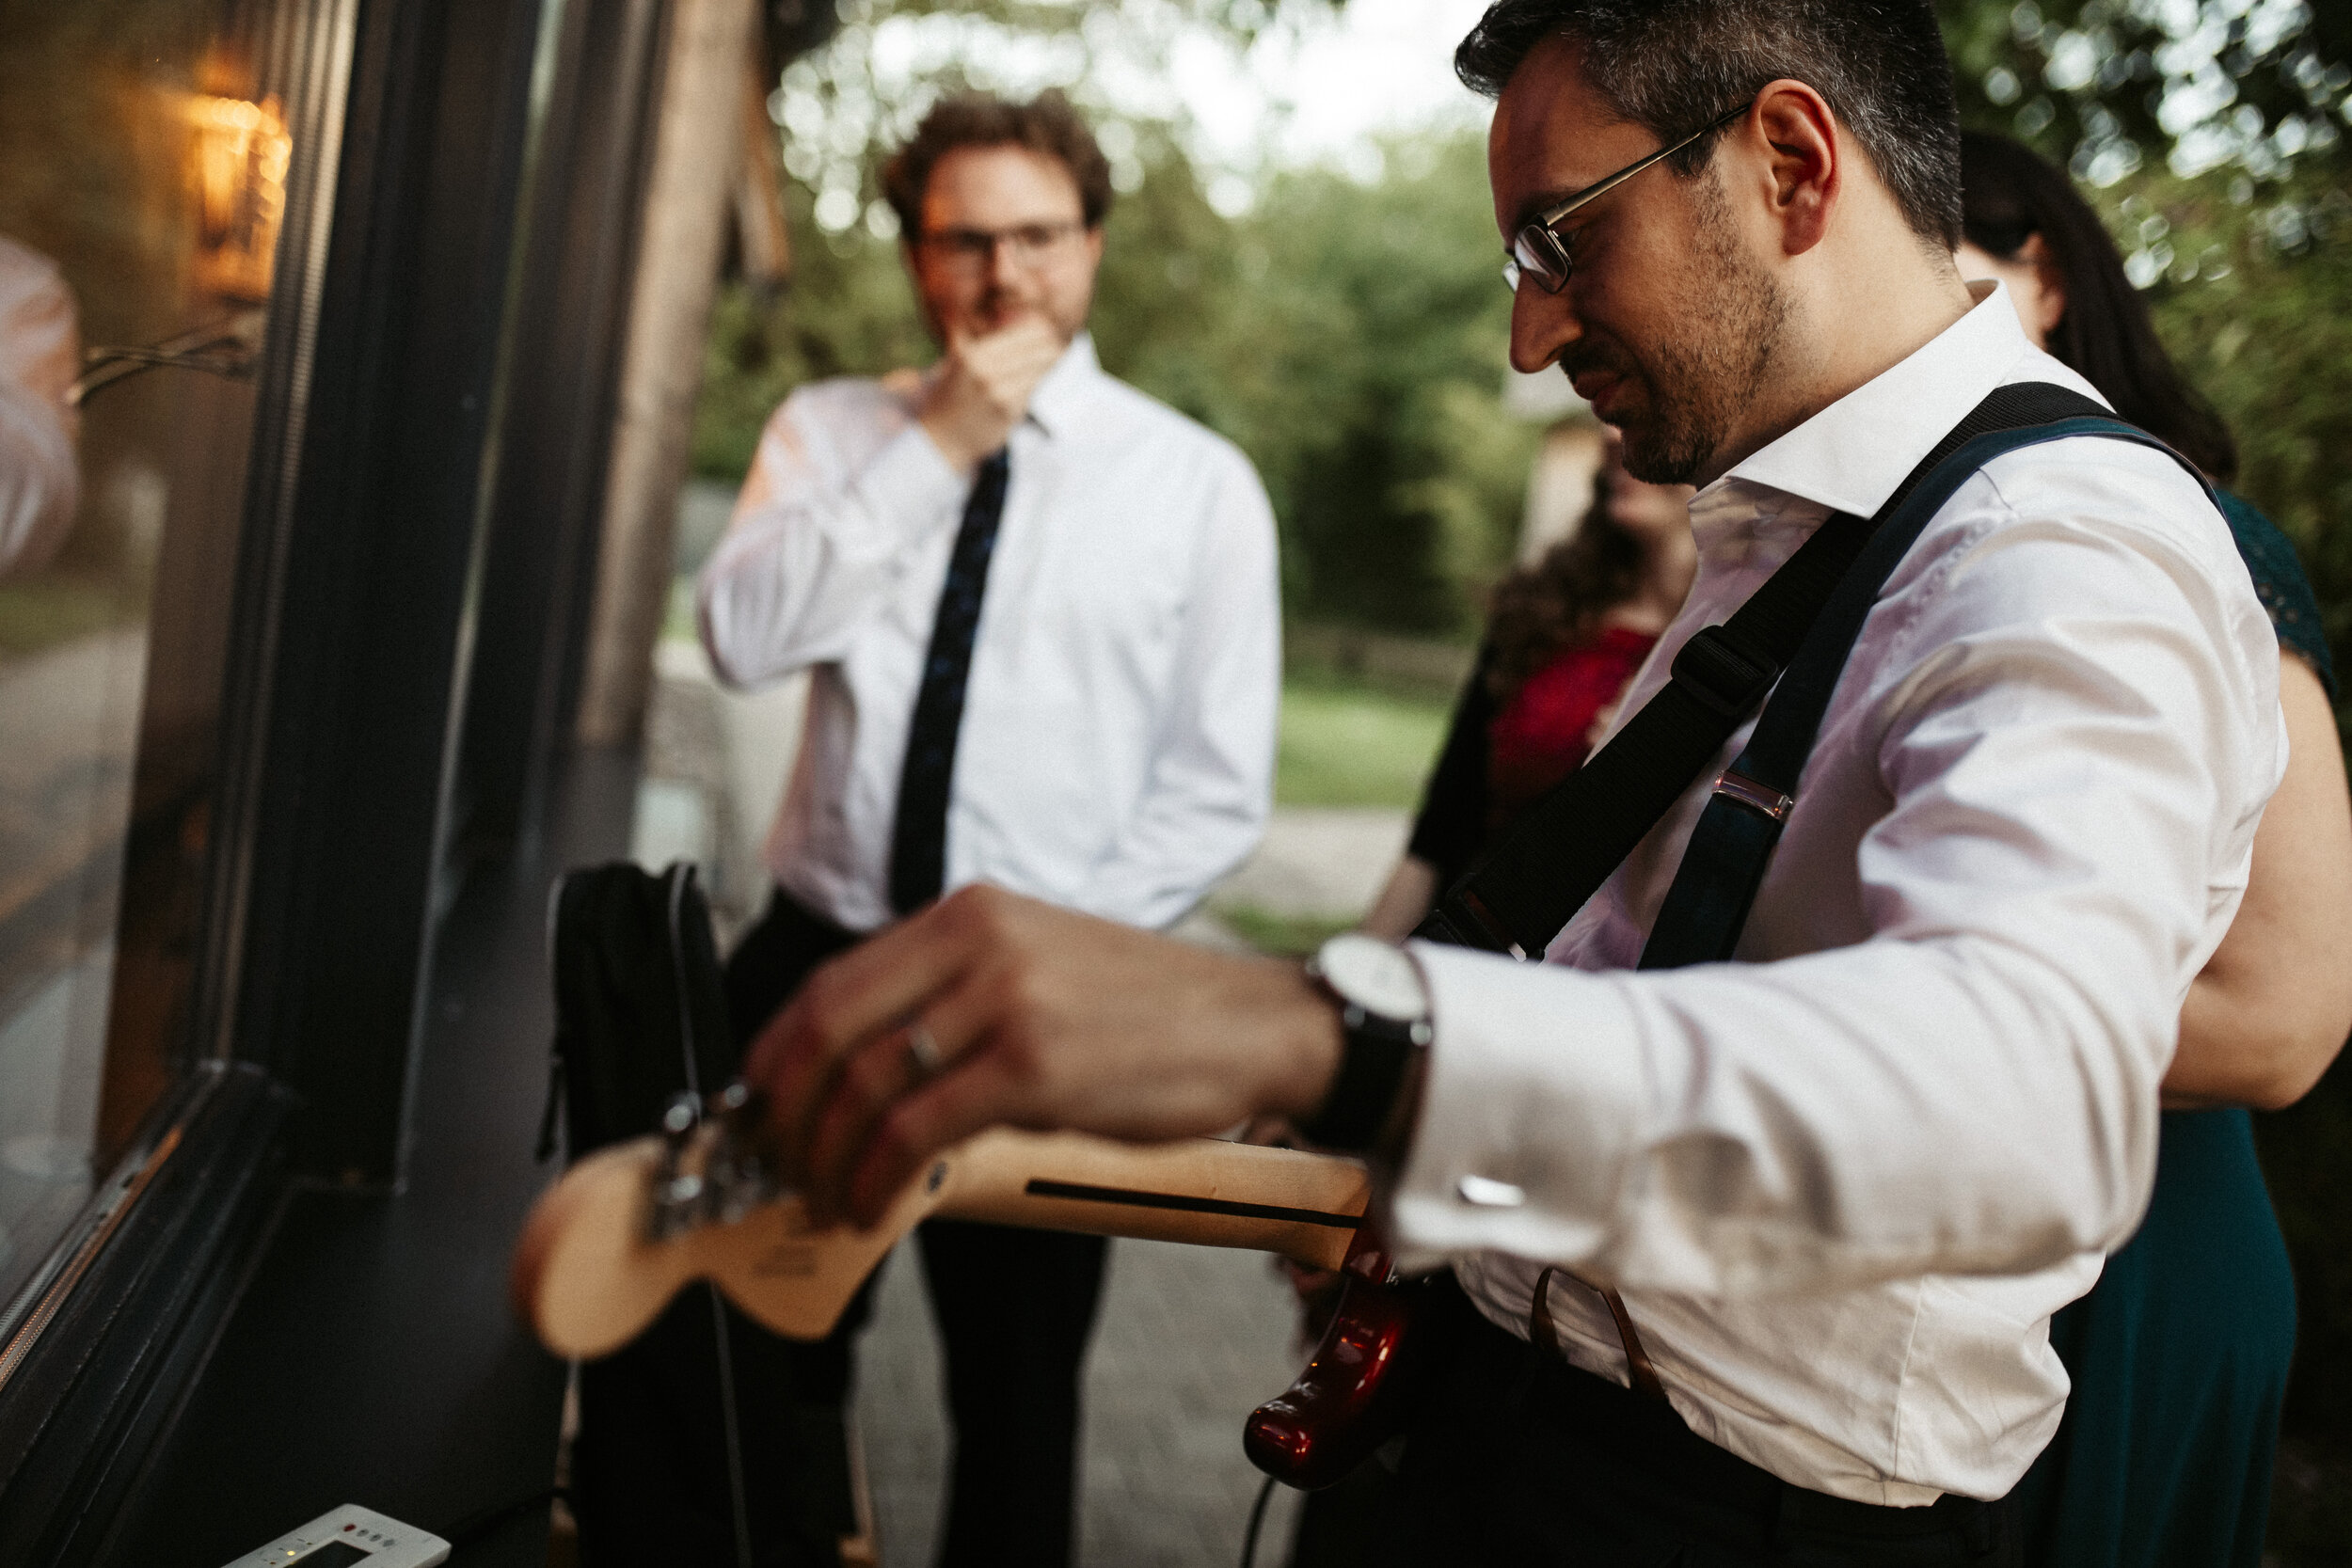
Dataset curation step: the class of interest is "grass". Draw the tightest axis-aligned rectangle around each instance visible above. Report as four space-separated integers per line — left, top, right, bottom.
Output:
659 585 1457 816
663 577 697 644
1213 905 1359 958
0 578 133 658
1275 667 1453 810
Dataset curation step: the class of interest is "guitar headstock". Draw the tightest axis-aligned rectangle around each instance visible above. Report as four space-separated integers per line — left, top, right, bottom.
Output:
512 1099 1375 1360
510 1087 954 1358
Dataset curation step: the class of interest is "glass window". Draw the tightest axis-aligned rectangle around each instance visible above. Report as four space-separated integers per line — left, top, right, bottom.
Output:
0 1 295 1310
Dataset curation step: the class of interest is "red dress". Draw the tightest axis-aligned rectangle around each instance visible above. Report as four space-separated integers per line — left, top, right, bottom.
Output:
1484 626 1658 828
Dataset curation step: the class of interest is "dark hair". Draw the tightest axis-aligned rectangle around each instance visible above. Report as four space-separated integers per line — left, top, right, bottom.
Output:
1485 471 1645 702
1454 0 1963 250
882 90 1113 237
1959 132 2237 482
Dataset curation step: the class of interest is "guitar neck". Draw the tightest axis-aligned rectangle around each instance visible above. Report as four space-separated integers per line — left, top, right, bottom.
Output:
514 1128 1373 1357
939 1132 1371 1272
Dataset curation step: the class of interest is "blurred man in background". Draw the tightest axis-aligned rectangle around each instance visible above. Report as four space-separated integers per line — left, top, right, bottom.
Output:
698 90 1280 1567
0 233 80 579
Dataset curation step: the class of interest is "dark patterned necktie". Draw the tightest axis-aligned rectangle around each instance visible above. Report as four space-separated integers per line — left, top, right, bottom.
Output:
888 447 1010 915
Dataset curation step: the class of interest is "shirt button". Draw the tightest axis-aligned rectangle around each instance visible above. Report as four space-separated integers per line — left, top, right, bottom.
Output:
1457 1174 1527 1208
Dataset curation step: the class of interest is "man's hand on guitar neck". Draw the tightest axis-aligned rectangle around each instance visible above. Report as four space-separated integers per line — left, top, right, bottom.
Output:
747 884 1349 1228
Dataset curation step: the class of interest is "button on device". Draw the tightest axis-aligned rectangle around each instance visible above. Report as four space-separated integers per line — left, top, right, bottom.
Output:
1457 1174 1528 1208
221 1503 450 1567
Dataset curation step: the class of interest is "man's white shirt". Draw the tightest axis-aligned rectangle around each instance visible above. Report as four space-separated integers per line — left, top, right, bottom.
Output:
699 333 1280 932
0 233 80 580
1393 285 2283 1506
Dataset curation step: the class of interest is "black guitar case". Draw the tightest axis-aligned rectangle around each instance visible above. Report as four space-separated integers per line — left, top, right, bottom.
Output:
546 862 854 1568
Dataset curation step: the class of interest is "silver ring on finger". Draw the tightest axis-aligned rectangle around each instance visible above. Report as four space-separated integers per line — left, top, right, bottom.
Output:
906 1022 946 1081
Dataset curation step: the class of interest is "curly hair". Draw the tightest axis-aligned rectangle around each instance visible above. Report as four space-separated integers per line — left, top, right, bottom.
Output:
882 90 1114 237
1484 470 1646 702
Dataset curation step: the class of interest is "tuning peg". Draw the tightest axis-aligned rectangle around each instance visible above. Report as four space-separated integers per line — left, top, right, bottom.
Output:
707 1081 782 1223
647 1092 713 1240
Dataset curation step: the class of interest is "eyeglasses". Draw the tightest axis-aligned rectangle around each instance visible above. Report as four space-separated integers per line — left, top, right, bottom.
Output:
1502 102 1751 295
917 221 1086 272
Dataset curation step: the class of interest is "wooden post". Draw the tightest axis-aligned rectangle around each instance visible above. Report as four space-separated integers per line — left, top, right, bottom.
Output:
736 52 791 292
576 0 760 747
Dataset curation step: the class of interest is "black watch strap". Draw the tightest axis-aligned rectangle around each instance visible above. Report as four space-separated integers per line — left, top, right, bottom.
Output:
1296 998 1422 1153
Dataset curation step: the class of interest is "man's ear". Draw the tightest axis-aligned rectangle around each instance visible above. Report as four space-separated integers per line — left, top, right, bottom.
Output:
1747 78 1840 258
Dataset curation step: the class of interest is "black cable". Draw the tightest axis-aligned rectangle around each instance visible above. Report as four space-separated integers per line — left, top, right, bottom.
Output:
1239 1472 1279 1568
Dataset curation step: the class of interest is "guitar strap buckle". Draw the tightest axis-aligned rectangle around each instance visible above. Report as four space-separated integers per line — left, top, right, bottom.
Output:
1711 768 1794 822
1671 624 1778 719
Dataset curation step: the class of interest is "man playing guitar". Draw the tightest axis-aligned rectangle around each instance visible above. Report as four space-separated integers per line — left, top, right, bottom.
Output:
738 3 2283 1561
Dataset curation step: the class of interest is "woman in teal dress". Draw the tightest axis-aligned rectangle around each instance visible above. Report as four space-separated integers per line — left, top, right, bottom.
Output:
1956 131 2352 1567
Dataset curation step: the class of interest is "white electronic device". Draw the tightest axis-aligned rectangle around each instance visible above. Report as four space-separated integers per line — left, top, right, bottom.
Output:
220 1503 450 1568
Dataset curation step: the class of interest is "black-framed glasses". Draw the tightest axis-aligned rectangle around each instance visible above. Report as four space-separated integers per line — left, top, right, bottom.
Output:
1502 102 1751 295
917 220 1085 272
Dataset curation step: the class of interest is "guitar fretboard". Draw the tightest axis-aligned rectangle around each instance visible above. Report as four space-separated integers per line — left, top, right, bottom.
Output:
1022 1179 1360 1229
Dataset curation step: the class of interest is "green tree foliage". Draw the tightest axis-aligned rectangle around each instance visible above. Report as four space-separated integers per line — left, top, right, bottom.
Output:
1938 0 2350 186
1083 133 1534 632
1937 3 2352 1532
698 99 1532 635
1933 0 2352 736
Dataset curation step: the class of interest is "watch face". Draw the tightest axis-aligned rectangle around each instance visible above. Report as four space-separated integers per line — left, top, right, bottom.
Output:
1318 933 1432 1022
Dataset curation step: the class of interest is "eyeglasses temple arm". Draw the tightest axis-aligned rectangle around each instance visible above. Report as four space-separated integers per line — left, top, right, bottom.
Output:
1533 102 1752 230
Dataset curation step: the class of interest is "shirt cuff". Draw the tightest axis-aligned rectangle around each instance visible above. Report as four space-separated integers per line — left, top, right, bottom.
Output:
1389 943 1649 1275
858 421 970 531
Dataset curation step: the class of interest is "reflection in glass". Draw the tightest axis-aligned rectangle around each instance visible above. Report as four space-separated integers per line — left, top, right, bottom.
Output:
0 1 290 1313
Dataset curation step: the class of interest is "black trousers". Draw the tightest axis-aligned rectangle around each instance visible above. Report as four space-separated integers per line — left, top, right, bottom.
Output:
1369 1274 2021 1567
727 892 1109 1568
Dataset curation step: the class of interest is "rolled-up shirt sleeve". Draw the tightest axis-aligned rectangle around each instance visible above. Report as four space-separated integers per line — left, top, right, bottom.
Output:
698 387 968 688
1072 452 1281 927
1391 448 2280 1297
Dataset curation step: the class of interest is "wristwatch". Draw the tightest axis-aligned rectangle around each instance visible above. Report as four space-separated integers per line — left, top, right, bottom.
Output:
1297 933 1433 1153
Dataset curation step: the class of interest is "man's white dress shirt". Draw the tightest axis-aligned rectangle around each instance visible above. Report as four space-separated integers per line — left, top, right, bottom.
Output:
1393 285 2282 1506
0 234 80 580
699 333 1280 933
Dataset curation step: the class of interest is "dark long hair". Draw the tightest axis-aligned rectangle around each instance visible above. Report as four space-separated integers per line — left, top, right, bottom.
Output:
1485 467 1644 702
1960 131 2237 482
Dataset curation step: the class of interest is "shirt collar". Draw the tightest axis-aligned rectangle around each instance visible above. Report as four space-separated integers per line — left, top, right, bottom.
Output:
1025 331 1104 439
1708 281 2104 519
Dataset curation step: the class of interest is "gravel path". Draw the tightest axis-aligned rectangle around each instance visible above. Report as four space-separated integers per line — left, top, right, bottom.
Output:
854 1235 1312 1568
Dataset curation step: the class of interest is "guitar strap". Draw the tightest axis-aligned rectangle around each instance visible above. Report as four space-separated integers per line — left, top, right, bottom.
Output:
1635 404 2204 973
1416 381 2136 958
1415 383 2202 1401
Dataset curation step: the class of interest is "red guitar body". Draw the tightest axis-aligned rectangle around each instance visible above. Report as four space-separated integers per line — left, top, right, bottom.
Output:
1243 1233 1423 1490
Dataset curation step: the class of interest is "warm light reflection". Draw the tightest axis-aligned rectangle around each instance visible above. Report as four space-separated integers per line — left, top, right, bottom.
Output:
187 93 289 302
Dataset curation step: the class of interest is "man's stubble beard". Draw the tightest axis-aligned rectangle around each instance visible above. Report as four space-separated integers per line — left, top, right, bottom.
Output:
1613 174 1790 486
